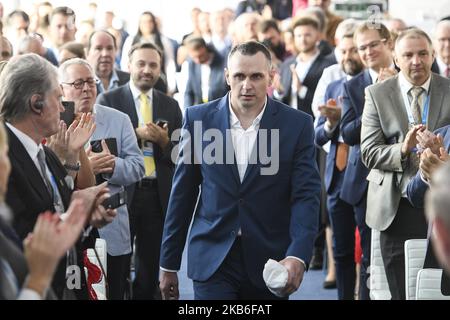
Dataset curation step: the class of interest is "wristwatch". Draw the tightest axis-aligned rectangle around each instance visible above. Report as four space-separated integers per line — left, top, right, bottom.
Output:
64 161 81 172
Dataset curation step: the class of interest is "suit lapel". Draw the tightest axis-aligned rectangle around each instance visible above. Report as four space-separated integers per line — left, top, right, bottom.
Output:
124 85 139 128
213 95 240 186
6 127 52 203
427 74 445 130
389 76 409 133
241 98 278 187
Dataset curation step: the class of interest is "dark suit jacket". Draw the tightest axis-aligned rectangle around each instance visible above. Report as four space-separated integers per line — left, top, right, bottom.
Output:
96 84 182 213
339 70 372 205
184 50 229 108
5 126 90 300
277 52 336 118
315 77 346 193
159 95 321 289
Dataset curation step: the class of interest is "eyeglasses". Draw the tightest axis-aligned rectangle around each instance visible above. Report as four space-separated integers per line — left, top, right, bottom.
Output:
357 39 387 52
61 78 98 89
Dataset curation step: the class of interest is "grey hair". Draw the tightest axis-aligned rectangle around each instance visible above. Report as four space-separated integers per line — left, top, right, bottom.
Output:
58 58 95 83
434 20 450 39
0 53 58 123
425 161 450 229
335 18 360 42
303 7 327 33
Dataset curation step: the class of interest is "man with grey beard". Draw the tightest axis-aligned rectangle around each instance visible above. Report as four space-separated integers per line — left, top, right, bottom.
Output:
314 30 367 300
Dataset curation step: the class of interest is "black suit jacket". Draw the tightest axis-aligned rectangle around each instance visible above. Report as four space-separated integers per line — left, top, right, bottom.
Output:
96 84 182 213
277 52 336 118
5 126 90 300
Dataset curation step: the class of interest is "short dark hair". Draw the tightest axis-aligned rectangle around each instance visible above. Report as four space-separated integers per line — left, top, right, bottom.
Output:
128 42 163 62
88 30 117 51
228 41 272 67
259 19 280 34
184 35 208 51
50 6 76 23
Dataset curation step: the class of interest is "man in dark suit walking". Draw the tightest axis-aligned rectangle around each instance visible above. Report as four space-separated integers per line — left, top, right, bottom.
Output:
97 42 182 299
159 41 321 300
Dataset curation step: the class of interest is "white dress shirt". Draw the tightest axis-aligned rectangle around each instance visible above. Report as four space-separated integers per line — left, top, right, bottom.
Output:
229 98 267 182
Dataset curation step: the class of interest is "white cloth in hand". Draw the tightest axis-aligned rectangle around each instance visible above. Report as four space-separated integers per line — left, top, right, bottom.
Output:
263 259 288 297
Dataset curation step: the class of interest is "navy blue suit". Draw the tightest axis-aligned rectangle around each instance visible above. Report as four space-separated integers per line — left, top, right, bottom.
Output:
339 70 373 300
184 51 229 108
340 70 372 206
315 77 370 299
160 95 321 298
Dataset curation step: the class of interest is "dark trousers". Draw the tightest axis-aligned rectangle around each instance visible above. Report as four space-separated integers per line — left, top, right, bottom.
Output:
107 253 132 300
380 198 427 300
328 171 371 300
193 237 287 300
130 181 164 300
312 148 329 257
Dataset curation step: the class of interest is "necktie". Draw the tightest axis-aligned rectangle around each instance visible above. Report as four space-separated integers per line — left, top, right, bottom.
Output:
37 149 54 199
409 86 424 125
335 142 349 171
140 93 156 177
37 149 65 212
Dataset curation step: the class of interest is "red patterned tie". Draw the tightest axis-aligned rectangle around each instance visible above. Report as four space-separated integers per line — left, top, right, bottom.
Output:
336 142 349 171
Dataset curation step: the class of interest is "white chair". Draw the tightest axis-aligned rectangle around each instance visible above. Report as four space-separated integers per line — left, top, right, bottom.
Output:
404 239 427 300
369 229 391 300
416 268 450 300
85 238 108 300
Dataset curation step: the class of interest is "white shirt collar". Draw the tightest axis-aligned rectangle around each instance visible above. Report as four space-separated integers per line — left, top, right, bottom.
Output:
228 94 267 129
296 50 320 64
398 71 431 95
368 68 379 84
129 80 153 101
5 122 43 161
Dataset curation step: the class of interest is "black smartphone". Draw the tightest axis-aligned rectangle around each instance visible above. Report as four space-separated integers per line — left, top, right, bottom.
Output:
156 119 168 128
90 138 118 156
60 101 75 126
101 189 127 209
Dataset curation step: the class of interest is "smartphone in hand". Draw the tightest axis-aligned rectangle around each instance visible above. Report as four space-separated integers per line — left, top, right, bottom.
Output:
60 101 75 126
101 188 127 209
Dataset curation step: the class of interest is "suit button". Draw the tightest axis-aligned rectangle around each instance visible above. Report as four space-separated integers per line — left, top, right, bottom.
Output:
231 230 236 236
239 199 244 205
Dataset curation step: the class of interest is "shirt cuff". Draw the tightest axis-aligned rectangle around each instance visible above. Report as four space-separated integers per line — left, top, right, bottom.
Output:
160 266 179 273
17 288 43 300
286 256 307 270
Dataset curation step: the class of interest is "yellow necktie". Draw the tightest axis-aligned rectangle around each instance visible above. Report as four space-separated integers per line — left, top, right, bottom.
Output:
140 93 156 177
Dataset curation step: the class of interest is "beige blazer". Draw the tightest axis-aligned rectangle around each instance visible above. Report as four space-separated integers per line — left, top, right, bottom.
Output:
361 73 450 230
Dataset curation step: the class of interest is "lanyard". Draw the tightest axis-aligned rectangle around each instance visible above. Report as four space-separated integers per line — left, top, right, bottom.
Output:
403 90 430 126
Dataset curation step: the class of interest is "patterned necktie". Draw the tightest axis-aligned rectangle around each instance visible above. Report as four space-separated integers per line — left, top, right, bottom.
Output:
140 93 156 177
335 142 349 171
409 86 425 125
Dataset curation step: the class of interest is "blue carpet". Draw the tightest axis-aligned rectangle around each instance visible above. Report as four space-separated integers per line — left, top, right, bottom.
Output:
177 248 338 300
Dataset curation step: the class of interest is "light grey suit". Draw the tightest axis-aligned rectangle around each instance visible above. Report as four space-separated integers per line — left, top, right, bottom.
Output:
361 73 450 231
92 104 145 256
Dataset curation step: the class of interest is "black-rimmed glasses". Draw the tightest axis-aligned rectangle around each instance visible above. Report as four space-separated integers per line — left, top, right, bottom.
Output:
61 78 98 89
